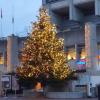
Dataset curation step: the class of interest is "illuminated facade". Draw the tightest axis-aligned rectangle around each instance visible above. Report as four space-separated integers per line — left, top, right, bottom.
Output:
0 0 100 97
43 0 100 97
42 0 100 70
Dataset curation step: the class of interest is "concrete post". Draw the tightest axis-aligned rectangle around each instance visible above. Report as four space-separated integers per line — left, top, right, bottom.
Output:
2 51 6 73
87 83 92 97
7 35 19 73
42 0 46 5
95 0 100 16
85 22 98 72
46 5 61 26
75 44 80 61
0 71 2 96
51 12 60 25
69 0 83 21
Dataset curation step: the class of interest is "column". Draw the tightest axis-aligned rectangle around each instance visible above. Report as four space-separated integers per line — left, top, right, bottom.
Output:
42 0 46 5
2 51 6 73
0 71 3 96
46 4 61 26
95 0 100 16
69 0 83 21
85 22 98 72
7 35 19 73
87 82 92 97
75 44 80 61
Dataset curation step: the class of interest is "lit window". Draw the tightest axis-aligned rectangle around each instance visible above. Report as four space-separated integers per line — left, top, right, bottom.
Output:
80 48 86 59
97 44 100 60
0 53 4 64
67 48 76 60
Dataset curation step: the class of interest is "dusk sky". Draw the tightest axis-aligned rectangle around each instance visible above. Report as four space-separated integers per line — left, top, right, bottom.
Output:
0 0 42 37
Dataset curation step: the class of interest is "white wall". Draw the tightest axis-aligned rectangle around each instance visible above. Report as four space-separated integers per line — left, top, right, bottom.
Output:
91 76 100 87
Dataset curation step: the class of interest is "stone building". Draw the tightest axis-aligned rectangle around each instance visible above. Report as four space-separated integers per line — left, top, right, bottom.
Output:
0 34 26 94
42 0 100 97
0 34 26 73
0 0 100 97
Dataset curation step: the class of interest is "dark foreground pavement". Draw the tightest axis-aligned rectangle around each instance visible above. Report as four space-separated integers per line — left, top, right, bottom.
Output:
0 97 98 100
0 92 98 100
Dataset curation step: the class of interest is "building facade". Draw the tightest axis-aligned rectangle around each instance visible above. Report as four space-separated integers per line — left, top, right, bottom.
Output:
42 0 100 97
0 35 27 94
0 0 100 97
0 34 26 73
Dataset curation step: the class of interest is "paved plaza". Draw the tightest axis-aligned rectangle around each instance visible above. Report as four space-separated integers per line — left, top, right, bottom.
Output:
0 92 98 100
0 97 98 100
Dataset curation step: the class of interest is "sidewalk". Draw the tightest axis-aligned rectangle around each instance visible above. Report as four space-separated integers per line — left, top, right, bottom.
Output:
0 92 98 100
0 96 98 100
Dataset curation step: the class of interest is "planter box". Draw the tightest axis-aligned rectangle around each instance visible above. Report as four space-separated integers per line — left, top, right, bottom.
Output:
45 91 86 98
43 80 86 98
44 81 74 92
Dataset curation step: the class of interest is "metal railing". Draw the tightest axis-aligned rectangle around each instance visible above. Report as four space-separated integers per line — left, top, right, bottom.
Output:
45 0 93 4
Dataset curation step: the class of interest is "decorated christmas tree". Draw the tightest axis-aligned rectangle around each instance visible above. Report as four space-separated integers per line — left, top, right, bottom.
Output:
16 8 72 82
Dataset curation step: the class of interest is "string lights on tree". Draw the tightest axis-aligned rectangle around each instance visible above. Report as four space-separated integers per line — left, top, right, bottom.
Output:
16 7 72 81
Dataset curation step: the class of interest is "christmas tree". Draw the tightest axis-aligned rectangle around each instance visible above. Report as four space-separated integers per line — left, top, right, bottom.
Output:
16 8 72 82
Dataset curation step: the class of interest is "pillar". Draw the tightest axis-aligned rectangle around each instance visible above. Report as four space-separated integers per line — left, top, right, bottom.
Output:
46 4 62 26
85 22 98 72
50 11 61 26
75 44 80 61
42 0 46 5
7 35 19 73
2 51 6 73
95 0 100 16
69 0 83 21
87 82 92 97
0 71 3 96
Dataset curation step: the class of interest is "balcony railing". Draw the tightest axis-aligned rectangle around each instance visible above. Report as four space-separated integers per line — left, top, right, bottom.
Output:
45 0 94 4
46 0 62 3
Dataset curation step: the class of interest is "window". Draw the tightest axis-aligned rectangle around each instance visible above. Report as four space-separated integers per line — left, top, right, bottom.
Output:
97 44 100 67
4 51 7 66
77 47 86 71
67 48 76 60
80 48 86 59
0 52 4 64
